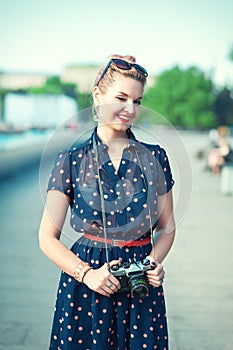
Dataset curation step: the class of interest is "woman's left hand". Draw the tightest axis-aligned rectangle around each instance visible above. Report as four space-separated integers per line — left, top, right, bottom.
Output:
146 256 165 288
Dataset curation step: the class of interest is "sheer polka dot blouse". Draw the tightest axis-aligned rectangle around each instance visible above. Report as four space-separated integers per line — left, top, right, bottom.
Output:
47 127 174 240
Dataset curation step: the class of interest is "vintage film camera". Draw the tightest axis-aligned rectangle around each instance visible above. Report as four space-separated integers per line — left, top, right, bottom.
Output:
110 258 155 298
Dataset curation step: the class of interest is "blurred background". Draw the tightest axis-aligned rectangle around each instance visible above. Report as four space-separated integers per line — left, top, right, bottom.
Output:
0 0 233 349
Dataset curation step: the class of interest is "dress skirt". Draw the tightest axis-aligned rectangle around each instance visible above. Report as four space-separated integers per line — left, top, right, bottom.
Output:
49 237 169 350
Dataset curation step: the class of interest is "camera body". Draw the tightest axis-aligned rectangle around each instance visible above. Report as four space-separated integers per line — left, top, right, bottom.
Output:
110 258 155 298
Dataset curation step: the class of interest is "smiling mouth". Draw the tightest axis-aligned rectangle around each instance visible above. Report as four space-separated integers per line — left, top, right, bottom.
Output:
117 114 132 123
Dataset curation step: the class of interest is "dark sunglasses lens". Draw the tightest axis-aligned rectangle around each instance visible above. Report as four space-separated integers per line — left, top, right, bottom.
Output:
112 59 130 70
133 64 148 77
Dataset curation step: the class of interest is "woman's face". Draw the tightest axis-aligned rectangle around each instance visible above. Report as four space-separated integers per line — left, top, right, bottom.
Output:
94 75 143 133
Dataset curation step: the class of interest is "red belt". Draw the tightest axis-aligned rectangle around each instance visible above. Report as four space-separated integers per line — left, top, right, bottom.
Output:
84 233 151 247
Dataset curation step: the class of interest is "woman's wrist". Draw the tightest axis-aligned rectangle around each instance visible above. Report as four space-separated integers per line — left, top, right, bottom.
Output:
147 255 159 265
73 261 91 282
81 266 93 284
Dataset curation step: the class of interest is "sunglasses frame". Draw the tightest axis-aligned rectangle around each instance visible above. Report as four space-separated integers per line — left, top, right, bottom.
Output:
95 58 148 86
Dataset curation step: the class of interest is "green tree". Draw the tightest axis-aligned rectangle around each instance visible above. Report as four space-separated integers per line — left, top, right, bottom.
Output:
0 89 7 122
213 88 233 126
77 92 92 110
28 76 63 94
143 65 216 128
28 76 78 98
228 43 233 62
62 82 77 99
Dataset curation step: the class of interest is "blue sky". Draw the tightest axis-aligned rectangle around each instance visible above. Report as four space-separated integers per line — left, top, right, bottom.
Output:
1 0 232 86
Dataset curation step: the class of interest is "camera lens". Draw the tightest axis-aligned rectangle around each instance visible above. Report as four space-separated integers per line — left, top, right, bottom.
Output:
111 265 119 271
129 277 149 298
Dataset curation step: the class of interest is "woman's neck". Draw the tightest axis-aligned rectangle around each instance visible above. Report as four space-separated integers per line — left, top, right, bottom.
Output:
96 125 128 144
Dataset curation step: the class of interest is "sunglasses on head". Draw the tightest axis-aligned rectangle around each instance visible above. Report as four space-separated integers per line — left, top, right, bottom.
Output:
95 58 148 86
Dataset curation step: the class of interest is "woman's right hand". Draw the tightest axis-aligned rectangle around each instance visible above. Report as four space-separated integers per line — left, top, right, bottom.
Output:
83 259 122 297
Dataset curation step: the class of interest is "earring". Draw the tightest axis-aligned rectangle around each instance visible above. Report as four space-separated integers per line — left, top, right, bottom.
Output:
92 105 98 122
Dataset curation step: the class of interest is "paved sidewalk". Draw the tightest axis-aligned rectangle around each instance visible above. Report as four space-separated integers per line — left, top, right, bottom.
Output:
0 131 232 349
165 133 233 350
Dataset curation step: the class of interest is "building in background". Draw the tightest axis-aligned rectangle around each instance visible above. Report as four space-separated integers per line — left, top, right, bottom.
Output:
0 72 47 90
61 65 99 93
61 64 155 92
0 65 155 93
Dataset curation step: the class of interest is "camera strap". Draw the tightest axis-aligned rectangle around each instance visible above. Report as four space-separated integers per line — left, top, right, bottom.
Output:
93 133 153 266
93 135 110 265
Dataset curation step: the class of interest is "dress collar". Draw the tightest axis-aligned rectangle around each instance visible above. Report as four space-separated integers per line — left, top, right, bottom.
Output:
92 126 137 153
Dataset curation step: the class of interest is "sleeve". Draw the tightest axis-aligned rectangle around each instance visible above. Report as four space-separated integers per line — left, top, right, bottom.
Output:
47 150 74 201
156 146 175 195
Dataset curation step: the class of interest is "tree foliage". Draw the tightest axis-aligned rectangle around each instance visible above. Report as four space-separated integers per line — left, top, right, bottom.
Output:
77 92 92 111
143 65 216 128
228 43 233 62
28 76 78 98
213 88 233 126
0 89 7 121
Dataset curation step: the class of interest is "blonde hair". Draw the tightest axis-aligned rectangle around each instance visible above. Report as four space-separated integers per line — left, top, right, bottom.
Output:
94 54 147 92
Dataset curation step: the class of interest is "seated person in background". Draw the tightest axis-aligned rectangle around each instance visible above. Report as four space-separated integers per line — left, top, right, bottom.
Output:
208 129 233 174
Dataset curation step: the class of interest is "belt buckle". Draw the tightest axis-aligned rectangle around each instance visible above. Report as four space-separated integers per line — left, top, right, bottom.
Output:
112 239 133 247
112 239 125 247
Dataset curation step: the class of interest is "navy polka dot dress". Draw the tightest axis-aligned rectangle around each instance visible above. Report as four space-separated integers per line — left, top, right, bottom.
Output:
47 127 174 350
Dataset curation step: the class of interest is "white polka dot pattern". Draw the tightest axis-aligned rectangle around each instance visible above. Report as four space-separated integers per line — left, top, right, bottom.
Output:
47 128 174 242
49 242 169 349
48 128 173 348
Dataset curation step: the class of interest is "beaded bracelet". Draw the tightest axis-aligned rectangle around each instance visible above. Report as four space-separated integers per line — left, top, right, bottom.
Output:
81 266 93 283
74 262 90 282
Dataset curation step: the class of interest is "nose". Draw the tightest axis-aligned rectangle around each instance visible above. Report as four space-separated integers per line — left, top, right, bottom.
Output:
124 102 134 115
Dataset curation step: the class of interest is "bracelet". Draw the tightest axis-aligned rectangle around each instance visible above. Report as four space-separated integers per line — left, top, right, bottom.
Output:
81 266 93 283
74 262 90 282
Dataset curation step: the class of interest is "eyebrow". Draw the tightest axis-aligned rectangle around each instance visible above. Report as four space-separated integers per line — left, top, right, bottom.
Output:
116 91 142 100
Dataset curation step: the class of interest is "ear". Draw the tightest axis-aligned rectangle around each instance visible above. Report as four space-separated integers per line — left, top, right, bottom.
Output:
93 86 101 105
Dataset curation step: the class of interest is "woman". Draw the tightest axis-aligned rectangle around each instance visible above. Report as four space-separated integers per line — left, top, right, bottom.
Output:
39 54 176 350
